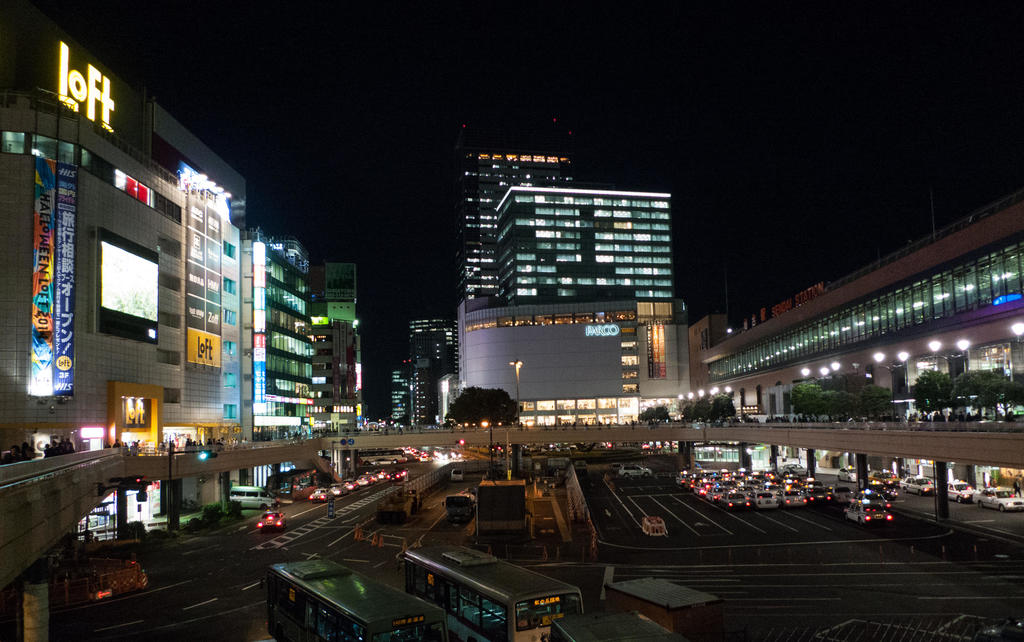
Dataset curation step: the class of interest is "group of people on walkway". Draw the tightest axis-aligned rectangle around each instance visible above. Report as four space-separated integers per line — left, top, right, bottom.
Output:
1 437 76 465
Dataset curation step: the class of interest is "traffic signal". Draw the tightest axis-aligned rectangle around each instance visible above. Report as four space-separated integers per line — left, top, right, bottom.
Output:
197 450 218 461
458 439 465 446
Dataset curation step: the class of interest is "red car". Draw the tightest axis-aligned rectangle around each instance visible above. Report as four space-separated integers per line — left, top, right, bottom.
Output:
257 511 286 532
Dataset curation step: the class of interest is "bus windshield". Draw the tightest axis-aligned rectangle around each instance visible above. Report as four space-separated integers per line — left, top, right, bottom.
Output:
515 593 583 631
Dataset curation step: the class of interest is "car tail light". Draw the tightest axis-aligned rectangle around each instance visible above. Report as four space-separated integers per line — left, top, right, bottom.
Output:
728 502 733 507
257 522 264 528
277 521 283 526
865 516 871 521
886 514 893 520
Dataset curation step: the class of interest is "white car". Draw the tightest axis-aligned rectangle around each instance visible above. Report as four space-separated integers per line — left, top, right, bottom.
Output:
947 481 975 503
975 488 1024 512
837 467 858 483
903 477 935 495
845 501 893 525
618 464 653 478
780 490 808 508
753 491 781 510
832 485 856 504
781 463 807 477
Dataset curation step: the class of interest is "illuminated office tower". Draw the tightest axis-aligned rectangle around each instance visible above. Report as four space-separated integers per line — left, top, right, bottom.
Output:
308 263 361 432
495 186 674 305
408 319 457 425
241 231 314 441
455 126 573 303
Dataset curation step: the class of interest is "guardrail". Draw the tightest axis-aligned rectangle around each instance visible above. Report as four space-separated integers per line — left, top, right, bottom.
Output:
0 449 120 489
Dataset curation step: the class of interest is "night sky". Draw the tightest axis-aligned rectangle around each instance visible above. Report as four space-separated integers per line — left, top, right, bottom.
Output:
43 3 1024 417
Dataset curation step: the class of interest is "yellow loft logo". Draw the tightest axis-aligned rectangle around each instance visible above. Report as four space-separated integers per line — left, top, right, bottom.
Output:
58 41 115 132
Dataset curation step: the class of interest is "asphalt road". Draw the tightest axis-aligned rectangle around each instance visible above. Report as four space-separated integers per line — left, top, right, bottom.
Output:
5 454 1024 640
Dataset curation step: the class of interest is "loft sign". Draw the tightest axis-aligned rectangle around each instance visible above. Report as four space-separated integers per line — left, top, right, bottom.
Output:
585 323 620 337
57 41 115 132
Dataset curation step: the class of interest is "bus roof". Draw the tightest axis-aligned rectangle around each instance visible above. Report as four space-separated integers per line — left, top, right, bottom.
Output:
403 545 581 604
269 561 444 628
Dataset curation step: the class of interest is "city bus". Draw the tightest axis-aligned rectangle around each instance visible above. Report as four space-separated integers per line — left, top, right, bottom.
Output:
403 545 583 642
267 560 447 641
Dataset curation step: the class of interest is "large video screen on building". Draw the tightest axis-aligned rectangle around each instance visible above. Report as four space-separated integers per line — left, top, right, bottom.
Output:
98 229 159 343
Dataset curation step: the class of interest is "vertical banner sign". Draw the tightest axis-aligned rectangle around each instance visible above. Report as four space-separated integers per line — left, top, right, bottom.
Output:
30 158 57 396
647 324 667 379
185 195 223 366
253 241 267 413
53 162 78 394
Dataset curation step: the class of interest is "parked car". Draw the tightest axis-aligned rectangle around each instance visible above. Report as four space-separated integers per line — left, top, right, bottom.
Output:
947 481 975 503
845 501 893 525
975 488 1024 512
837 467 858 482
618 464 653 478
903 477 935 495
868 470 899 487
781 463 807 477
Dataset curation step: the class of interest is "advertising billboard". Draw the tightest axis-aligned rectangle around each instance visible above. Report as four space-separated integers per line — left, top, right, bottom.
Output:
184 196 224 366
647 324 667 379
98 229 159 343
325 262 356 301
31 157 78 396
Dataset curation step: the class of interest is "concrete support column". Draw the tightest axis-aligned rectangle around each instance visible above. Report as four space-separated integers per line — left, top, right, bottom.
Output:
220 471 231 507
166 479 181 532
239 467 249 486
769 445 779 471
22 558 48 642
512 444 523 476
115 487 128 539
895 458 906 478
679 441 693 468
935 461 950 519
806 448 816 478
855 453 869 491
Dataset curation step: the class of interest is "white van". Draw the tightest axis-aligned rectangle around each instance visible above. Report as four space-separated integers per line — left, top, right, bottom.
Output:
229 485 276 510
450 468 464 482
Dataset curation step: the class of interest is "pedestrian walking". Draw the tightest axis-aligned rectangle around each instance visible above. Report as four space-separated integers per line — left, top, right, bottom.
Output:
1014 478 1022 498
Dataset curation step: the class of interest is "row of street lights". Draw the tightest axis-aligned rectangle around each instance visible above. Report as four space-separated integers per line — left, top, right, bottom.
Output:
684 385 732 401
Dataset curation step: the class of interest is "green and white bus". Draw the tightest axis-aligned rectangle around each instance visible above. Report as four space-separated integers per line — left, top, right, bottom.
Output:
267 560 448 641
404 545 583 642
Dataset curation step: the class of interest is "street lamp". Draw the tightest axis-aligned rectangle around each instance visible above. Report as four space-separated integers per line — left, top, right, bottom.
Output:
819 366 830 377
830 361 840 372
873 352 899 420
687 392 694 400
801 367 810 377
710 387 719 395
928 340 942 353
508 360 523 426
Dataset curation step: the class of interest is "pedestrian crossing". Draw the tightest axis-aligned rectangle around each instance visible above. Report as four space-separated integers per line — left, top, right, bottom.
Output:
251 487 392 550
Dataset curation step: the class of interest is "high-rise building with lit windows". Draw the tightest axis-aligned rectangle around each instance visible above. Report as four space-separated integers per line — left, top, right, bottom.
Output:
240 231 314 440
495 186 674 305
308 262 360 432
455 126 574 303
409 318 457 425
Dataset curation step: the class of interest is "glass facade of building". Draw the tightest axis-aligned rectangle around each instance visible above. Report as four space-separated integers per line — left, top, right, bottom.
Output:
709 237 1024 382
495 187 674 305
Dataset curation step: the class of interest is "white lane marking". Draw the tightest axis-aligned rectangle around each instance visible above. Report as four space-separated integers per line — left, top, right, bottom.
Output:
600 566 615 601
648 496 701 535
242 581 261 591
782 510 833 531
669 496 733 535
182 597 218 610
342 558 371 563
143 579 194 594
292 504 327 518
94 619 144 632
749 511 799 533
605 478 640 527
705 502 767 535
626 496 651 528
181 545 216 556
964 519 996 524
328 528 356 547
598 527 953 551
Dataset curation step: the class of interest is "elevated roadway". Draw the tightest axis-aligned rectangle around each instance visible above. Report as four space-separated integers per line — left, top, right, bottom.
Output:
2 420 1022 588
